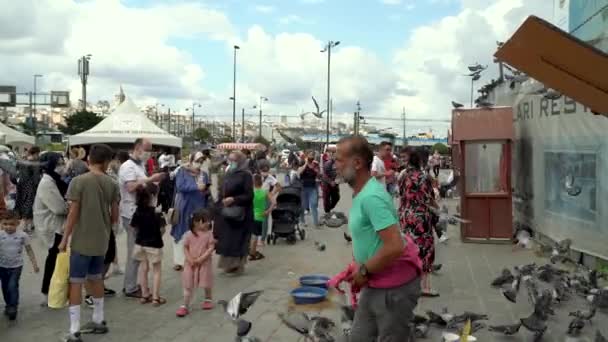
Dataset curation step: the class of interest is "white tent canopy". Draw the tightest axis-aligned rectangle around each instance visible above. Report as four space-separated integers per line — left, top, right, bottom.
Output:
0 122 35 145
68 97 182 148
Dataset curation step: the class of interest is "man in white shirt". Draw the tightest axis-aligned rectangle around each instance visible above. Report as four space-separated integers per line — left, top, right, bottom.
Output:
158 151 175 169
371 155 386 184
118 138 164 297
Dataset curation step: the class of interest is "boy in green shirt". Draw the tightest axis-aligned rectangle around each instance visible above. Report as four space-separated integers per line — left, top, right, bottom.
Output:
250 174 274 260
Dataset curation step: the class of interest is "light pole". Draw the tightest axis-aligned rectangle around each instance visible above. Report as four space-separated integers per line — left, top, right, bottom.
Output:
186 102 202 147
241 108 245 142
321 40 340 146
257 96 268 138
232 45 240 141
78 54 92 111
32 74 42 135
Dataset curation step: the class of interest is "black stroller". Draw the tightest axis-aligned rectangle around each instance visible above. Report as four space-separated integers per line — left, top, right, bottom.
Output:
267 185 306 245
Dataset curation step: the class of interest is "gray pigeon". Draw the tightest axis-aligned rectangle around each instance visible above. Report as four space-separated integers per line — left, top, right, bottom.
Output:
488 323 521 335
569 307 597 323
520 312 547 334
451 101 464 109
310 316 336 342
568 317 586 335
314 241 326 252
491 268 515 287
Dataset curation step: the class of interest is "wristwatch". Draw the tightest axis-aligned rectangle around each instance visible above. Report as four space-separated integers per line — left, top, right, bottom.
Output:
359 264 369 278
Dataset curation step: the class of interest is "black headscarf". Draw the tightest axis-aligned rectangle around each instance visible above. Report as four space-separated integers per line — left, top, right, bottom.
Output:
40 152 68 197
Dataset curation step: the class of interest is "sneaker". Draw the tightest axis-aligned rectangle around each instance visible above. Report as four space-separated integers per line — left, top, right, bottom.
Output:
81 321 109 334
202 300 214 310
176 306 189 317
123 288 142 299
439 235 449 244
64 332 83 342
104 288 116 297
84 295 94 309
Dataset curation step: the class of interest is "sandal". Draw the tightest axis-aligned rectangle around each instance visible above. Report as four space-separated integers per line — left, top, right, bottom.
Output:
421 290 440 298
202 299 214 310
140 295 152 304
249 252 265 261
152 297 167 307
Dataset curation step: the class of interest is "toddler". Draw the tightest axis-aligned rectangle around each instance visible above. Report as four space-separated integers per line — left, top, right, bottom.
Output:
0 212 39 320
176 209 215 317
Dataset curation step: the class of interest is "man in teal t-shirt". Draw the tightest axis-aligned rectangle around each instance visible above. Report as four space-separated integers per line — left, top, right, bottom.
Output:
336 136 421 342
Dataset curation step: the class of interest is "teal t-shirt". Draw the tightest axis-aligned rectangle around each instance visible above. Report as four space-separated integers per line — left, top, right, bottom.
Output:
348 177 399 264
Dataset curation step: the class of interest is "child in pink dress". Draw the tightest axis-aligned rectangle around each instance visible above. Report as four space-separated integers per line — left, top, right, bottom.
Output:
176 209 215 317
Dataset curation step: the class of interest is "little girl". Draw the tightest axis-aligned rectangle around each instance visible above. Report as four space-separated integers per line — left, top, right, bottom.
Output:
131 183 166 306
176 208 215 317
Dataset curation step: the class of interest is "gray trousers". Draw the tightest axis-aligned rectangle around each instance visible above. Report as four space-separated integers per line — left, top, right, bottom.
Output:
122 216 140 294
350 277 421 342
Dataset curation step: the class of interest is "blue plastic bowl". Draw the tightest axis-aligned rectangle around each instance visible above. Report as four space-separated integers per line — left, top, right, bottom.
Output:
299 274 330 288
290 286 328 305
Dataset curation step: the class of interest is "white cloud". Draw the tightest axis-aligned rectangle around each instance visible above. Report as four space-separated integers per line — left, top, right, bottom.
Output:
381 0 402 5
278 15 310 25
253 5 275 14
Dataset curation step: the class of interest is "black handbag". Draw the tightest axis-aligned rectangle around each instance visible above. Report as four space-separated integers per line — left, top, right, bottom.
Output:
221 206 245 221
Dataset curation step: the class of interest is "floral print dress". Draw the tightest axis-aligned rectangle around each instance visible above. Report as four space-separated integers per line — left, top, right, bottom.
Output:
399 167 435 274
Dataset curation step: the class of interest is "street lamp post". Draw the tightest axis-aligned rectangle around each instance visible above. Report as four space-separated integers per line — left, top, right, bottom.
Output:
186 102 202 148
321 40 340 146
78 54 92 111
232 45 240 141
32 74 42 135
241 108 245 142
258 96 268 138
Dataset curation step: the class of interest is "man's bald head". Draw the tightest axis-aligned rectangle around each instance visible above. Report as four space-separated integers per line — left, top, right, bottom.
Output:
337 136 373 170
133 137 152 161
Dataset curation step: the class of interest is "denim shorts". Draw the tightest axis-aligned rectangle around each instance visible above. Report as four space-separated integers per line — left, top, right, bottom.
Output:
69 251 105 283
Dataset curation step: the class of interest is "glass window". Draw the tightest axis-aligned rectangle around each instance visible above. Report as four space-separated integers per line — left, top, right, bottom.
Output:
465 141 507 193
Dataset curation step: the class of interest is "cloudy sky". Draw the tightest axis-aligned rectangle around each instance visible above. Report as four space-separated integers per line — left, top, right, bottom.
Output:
0 0 554 135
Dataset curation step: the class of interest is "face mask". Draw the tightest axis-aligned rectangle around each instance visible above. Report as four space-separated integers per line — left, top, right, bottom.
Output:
141 152 151 162
54 165 66 175
229 161 238 170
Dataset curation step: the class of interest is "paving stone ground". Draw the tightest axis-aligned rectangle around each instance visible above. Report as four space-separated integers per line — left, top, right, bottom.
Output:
1 177 606 341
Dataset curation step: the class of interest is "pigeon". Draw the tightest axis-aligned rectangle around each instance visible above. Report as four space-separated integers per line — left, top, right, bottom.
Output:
446 312 488 328
411 314 428 325
488 323 521 335
309 316 336 342
515 263 537 276
278 312 312 335
568 317 586 335
451 101 464 109
310 96 327 119
414 324 429 338
432 264 443 273
491 268 515 287
314 241 326 252
343 232 352 244
218 290 263 320
520 312 547 335
569 307 597 323
502 275 522 303
524 277 540 305
597 330 608 342
340 306 355 336
426 310 448 326
544 89 562 100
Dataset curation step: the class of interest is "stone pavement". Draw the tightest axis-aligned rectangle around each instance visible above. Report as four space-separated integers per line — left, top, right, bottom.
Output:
1 183 606 342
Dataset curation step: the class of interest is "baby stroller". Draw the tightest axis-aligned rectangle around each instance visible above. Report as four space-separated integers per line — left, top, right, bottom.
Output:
267 185 306 245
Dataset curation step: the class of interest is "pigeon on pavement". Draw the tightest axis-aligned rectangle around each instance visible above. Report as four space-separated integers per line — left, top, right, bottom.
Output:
488 323 521 335
343 232 352 244
569 307 597 323
314 241 326 252
491 268 515 287
568 317 586 335
451 101 464 109
426 310 448 326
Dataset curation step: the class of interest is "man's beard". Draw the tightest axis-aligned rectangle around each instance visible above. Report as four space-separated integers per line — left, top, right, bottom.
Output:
341 166 356 187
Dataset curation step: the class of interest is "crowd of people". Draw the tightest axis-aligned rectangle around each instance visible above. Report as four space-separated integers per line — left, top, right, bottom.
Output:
0 136 451 341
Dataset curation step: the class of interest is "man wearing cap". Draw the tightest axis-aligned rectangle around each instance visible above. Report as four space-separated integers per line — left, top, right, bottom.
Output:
118 138 165 298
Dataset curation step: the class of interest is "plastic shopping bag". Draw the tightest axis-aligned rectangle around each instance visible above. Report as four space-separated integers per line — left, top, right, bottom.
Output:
48 250 70 309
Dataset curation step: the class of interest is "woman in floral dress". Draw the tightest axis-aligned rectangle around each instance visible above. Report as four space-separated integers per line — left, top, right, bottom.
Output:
399 148 439 297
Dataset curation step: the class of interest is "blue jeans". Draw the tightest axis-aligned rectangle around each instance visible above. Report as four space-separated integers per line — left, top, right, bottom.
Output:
301 186 319 226
0 266 22 312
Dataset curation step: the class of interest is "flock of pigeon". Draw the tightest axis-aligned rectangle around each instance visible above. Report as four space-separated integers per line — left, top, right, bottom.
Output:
219 237 607 341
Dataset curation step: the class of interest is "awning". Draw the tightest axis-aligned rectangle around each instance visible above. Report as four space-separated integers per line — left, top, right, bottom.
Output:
216 143 265 151
452 107 514 142
494 15 608 115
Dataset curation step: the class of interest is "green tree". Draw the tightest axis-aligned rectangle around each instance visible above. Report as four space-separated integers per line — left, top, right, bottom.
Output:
193 127 211 142
58 110 103 135
431 142 449 155
253 135 270 147
217 135 233 144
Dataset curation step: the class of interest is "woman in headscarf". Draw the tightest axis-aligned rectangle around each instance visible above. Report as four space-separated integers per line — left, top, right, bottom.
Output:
170 151 211 271
32 152 68 302
398 148 439 297
214 151 254 275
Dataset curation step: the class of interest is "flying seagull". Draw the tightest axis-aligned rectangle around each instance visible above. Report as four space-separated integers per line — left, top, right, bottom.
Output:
311 96 327 119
